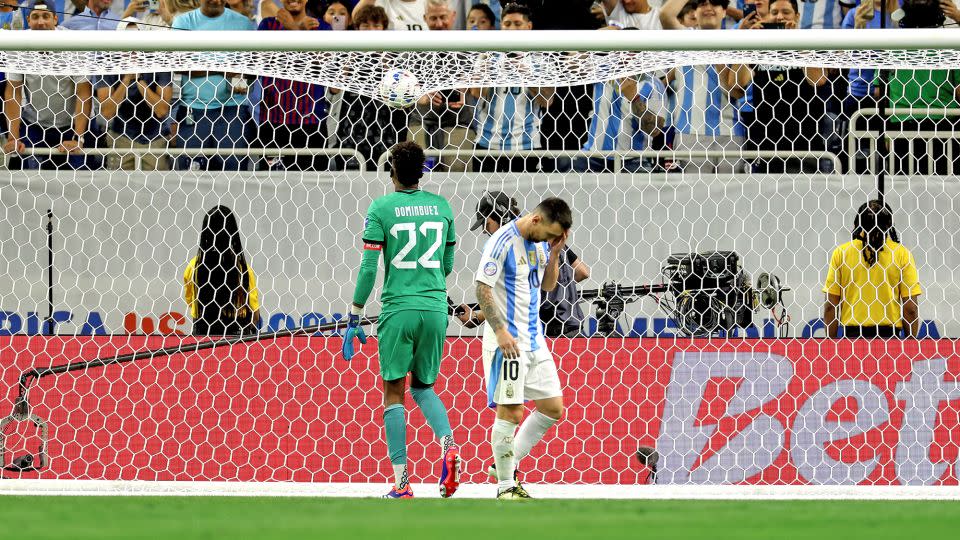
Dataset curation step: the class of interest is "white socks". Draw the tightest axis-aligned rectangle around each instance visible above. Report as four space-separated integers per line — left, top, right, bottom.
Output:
490 418 519 491
393 464 408 490
514 411 559 465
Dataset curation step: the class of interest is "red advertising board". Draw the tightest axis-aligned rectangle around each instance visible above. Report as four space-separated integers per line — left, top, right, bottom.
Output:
1 337 959 485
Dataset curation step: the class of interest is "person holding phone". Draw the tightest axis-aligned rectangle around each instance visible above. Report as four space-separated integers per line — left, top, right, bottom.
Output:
324 0 352 28
733 0 827 173
407 0 475 172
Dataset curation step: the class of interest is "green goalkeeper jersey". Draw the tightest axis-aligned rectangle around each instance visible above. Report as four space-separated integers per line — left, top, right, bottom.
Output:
360 189 457 314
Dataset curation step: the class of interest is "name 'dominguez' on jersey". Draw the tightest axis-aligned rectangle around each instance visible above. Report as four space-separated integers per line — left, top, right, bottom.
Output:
362 189 456 314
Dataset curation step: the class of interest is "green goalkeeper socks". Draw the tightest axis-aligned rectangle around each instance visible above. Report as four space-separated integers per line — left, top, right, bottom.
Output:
383 403 407 469
410 386 453 442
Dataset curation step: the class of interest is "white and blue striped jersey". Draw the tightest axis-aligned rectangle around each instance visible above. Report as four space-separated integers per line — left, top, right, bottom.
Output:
583 75 667 152
473 86 544 151
799 0 846 29
475 220 551 352
672 65 734 137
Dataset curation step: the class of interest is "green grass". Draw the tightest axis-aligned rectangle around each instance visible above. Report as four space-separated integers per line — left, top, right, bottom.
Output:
6 497 960 539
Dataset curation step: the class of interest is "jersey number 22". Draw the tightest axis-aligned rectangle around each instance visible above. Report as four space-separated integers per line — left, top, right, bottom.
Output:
390 221 443 269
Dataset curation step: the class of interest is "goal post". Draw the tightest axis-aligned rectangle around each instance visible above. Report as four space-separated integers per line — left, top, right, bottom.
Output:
2 28 960 493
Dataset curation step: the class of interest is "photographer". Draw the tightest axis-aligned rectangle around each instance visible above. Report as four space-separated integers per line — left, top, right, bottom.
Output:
734 0 827 174
456 191 590 337
882 0 960 175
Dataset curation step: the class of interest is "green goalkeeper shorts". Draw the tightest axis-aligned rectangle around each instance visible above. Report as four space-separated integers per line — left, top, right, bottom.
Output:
376 310 447 384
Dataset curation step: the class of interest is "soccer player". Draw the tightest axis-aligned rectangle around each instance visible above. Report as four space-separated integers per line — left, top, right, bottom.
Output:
475 197 573 499
342 141 462 499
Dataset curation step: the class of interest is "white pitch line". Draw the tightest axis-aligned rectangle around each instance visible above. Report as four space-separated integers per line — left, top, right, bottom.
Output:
2 480 960 500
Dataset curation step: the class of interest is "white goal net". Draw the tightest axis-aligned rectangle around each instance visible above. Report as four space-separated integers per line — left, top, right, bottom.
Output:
2 26 960 491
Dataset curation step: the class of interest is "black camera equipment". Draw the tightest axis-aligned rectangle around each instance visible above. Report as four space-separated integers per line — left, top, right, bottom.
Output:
579 251 790 337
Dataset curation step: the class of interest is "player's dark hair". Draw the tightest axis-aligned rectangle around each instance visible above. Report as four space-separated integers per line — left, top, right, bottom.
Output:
852 200 899 267
391 141 425 187
502 2 531 21
535 197 573 230
195 205 253 332
469 3 496 26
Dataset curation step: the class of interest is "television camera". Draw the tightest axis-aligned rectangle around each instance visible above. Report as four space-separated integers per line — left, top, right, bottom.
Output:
580 251 790 337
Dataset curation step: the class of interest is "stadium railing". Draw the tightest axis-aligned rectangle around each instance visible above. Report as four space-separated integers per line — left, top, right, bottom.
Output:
847 107 960 175
2 147 368 173
375 149 844 173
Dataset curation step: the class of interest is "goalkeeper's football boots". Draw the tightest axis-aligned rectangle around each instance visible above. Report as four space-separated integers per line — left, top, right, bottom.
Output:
496 486 532 500
382 485 414 499
439 445 462 498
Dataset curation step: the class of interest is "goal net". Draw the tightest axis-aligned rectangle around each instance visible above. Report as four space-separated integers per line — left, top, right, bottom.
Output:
2 29 960 491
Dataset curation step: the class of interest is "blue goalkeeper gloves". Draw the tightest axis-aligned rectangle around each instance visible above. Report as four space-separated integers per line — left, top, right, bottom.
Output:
342 313 367 361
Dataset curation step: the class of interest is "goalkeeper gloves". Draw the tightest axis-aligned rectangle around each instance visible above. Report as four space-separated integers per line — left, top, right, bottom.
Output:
341 306 367 361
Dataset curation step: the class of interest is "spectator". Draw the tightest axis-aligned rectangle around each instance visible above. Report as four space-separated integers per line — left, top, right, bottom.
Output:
139 0 177 28
600 0 662 28
0 2 25 30
331 5 409 169
353 1 388 26
93 19 173 170
823 200 921 339
228 0 256 18
880 0 960 175
456 191 591 338
168 0 201 18
734 0 827 173
729 0 767 150
0 2 25 156
4 1 92 170
352 0 426 29
470 3 555 173
423 0 453 27
62 0 121 29
465 1 496 28
455 0 499 28
269 0 335 28
323 0 352 27
256 0 331 171
577 67 668 173
321 1 353 151
661 0 742 174
798 0 852 29
677 0 698 25
407 0 474 172
64 0 146 169
184 205 261 336
172 0 256 171
838 0 892 173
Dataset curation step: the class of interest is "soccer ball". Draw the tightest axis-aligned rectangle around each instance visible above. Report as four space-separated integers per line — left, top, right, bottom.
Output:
379 69 421 108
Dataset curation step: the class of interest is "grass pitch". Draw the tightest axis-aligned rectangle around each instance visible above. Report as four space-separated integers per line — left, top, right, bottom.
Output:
7 496 960 539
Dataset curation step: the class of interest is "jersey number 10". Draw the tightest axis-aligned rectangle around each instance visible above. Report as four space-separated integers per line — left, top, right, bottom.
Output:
390 221 443 269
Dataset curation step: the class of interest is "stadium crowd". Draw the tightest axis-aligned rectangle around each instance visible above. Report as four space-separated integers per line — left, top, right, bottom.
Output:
1 0 960 173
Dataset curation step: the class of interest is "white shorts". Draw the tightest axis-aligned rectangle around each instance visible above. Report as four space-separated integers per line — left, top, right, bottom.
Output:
482 345 562 407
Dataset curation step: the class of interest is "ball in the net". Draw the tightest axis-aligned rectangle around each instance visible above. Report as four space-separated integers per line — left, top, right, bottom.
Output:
379 69 420 108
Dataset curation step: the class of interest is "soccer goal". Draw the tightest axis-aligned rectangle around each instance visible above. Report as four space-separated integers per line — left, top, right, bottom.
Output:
2 28 960 498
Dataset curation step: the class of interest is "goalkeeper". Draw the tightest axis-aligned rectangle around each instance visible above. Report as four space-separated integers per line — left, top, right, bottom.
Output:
342 141 462 499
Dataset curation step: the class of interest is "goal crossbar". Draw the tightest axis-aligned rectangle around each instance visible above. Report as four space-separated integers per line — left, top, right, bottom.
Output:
0 29 958 52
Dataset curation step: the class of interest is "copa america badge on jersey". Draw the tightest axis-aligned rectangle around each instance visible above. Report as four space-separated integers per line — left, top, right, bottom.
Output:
484 261 498 276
